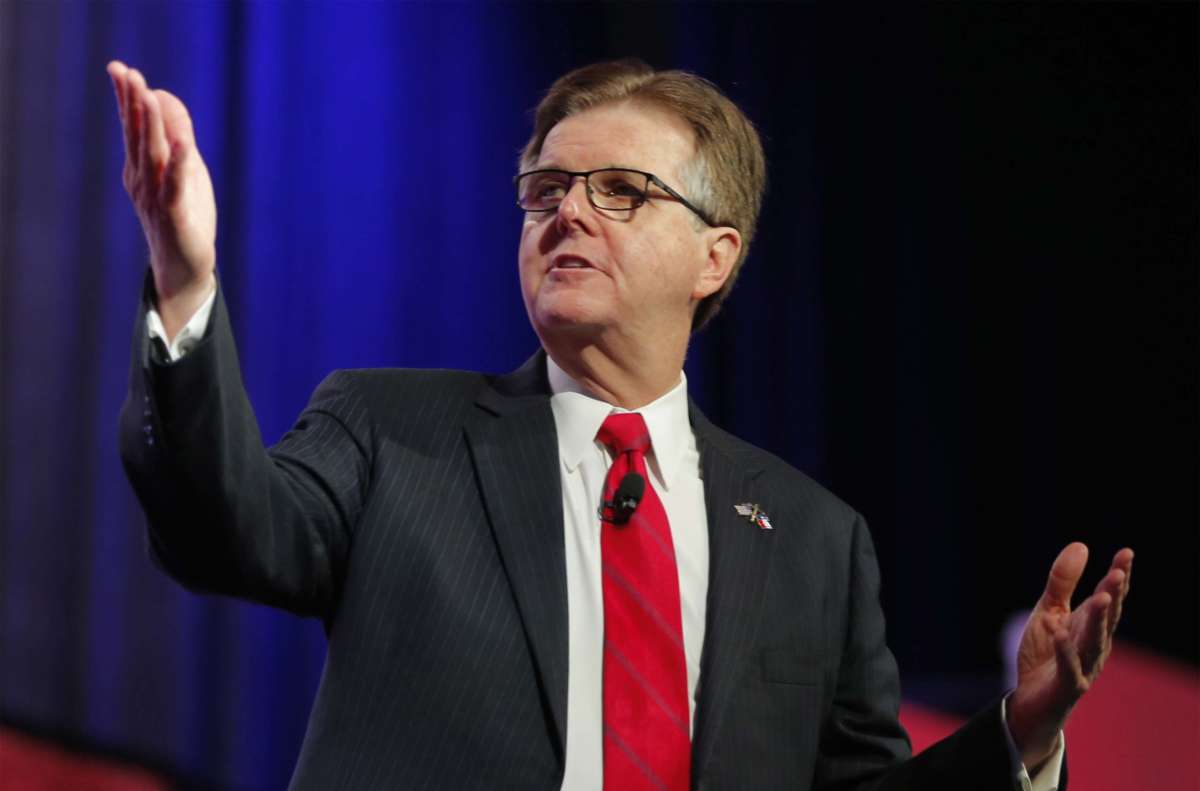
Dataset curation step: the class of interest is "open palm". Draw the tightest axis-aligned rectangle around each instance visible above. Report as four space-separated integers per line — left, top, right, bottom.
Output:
1007 543 1133 768
107 61 216 337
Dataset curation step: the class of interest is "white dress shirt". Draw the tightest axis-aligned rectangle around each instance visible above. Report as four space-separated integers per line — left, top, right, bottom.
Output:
547 357 708 790
146 284 216 361
147 285 1063 790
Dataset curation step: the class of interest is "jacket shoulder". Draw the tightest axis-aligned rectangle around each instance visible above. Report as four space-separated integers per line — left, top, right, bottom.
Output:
700 417 861 531
312 351 547 420
320 367 495 405
297 367 503 447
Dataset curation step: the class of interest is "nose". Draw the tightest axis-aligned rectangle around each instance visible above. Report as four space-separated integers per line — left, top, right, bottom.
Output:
555 176 598 235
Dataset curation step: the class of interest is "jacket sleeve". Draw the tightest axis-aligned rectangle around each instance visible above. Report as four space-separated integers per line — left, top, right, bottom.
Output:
815 513 1029 791
118 274 369 619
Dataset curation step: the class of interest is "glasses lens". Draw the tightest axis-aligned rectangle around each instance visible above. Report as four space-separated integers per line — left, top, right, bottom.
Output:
589 170 646 210
518 171 569 210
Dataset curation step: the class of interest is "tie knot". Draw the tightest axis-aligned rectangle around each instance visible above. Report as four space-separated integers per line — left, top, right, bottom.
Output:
597 413 651 456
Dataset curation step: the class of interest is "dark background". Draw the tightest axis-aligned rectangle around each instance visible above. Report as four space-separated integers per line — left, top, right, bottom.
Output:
2 2 1195 789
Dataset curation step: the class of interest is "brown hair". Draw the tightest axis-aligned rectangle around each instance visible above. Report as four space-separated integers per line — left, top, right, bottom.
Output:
520 59 767 331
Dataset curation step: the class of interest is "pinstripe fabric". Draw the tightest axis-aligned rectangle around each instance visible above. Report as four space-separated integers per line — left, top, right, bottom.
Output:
120 280 1032 791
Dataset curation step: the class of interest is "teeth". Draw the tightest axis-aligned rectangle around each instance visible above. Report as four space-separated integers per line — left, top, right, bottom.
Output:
558 260 588 268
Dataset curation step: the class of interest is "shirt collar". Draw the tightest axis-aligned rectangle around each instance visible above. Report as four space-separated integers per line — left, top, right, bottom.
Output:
546 354 691 491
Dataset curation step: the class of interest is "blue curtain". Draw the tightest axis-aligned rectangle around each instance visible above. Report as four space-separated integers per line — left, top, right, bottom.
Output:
0 4 824 787
2 3 1194 789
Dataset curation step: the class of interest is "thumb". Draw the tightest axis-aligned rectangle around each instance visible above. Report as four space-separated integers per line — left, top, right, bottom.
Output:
1038 542 1088 611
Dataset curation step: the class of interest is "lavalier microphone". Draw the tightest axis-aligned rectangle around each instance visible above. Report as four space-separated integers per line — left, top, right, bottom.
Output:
598 472 645 525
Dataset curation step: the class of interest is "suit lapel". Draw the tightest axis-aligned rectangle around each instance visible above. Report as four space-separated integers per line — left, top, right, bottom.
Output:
463 362 776 776
689 405 775 781
464 353 569 763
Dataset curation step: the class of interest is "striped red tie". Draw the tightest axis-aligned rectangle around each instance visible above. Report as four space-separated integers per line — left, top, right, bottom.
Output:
597 413 690 791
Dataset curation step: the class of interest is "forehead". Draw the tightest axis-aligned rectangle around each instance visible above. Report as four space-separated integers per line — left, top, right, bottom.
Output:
536 101 696 179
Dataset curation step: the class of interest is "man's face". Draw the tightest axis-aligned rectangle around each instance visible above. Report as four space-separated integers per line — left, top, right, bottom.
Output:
518 101 721 346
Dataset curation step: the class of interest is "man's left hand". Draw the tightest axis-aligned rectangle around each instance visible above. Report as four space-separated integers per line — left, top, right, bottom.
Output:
1006 542 1134 769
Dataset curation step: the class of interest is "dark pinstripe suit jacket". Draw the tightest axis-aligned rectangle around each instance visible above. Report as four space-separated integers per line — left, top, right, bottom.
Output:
120 283 1027 790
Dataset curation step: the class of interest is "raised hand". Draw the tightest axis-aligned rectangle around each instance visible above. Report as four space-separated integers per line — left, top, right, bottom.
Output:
1006 543 1134 769
107 61 217 342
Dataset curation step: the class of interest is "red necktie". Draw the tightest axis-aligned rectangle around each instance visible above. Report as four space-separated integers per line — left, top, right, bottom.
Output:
597 413 690 791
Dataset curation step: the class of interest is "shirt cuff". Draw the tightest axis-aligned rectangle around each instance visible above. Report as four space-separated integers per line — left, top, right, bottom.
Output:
146 283 217 362
1001 695 1066 791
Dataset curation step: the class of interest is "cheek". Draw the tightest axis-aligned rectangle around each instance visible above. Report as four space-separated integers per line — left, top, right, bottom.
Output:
612 228 665 278
517 223 543 293
626 235 698 296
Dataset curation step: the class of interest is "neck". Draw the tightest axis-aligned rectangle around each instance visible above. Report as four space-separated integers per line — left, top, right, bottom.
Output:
542 327 688 409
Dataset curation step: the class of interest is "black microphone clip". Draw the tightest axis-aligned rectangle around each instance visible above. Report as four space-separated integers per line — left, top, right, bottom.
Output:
598 472 645 526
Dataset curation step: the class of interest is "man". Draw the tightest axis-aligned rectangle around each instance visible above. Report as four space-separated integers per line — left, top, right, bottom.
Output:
109 57 1132 790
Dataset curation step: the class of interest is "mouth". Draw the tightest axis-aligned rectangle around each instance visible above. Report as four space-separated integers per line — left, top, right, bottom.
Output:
549 254 597 273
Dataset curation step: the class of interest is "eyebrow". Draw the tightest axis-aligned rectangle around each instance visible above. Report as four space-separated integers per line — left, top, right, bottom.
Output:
532 163 645 173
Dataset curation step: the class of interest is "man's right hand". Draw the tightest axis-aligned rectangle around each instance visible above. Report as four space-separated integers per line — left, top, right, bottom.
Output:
108 61 217 343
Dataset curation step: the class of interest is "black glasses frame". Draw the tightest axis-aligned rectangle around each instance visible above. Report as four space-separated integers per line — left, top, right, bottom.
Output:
514 167 720 228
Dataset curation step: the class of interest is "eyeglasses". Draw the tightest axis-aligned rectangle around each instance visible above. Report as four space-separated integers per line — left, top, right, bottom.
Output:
514 168 719 228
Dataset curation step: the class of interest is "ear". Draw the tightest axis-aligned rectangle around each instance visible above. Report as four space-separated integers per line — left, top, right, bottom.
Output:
691 226 742 301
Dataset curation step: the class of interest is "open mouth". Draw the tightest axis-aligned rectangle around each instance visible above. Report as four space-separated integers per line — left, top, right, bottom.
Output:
551 254 596 271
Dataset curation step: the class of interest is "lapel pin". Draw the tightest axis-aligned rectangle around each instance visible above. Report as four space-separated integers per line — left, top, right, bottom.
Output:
734 503 773 530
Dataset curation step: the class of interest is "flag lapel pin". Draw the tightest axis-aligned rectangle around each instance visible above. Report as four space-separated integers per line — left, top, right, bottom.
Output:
734 503 773 530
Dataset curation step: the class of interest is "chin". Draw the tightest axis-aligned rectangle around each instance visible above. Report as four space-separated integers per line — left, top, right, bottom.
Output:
528 294 612 339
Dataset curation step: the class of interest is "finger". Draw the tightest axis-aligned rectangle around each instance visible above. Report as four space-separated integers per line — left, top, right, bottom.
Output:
109 63 137 171
1038 542 1089 611
1072 591 1111 675
127 68 141 161
129 69 150 177
1112 548 1134 592
155 89 197 150
1093 567 1124 600
161 140 190 207
143 88 170 183
1107 549 1133 636
106 60 127 115
1053 626 1088 700
1106 581 1124 640
106 61 126 125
